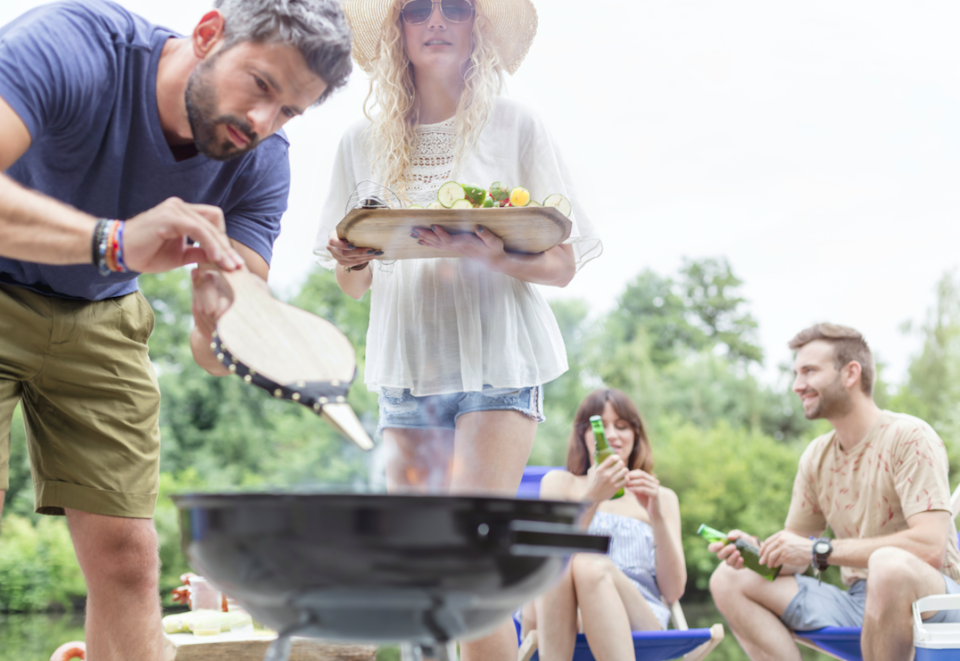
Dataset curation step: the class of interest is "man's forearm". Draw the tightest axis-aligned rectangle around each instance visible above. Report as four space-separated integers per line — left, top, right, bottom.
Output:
0 173 97 264
831 528 947 570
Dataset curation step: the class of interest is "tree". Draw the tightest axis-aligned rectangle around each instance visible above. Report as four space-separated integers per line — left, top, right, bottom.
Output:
679 257 763 365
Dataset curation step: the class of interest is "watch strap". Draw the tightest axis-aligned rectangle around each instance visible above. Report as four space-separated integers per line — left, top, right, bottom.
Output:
811 536 832 572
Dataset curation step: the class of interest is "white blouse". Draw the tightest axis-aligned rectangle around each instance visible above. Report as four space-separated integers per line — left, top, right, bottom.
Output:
314 97 602 396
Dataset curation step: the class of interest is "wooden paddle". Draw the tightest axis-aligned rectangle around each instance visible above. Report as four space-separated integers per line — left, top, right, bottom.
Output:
336 207 572 260
210 268 374 451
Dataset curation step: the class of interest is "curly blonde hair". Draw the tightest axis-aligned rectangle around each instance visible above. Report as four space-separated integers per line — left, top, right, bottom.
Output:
363 3 504 199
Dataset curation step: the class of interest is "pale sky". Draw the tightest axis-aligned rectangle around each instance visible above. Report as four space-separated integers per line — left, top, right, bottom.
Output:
3 0 959 387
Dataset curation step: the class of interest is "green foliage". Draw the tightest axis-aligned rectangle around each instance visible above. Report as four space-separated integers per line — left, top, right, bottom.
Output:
653 420 802 590
0 515 85 612
604 257 763 369
888 271 960 479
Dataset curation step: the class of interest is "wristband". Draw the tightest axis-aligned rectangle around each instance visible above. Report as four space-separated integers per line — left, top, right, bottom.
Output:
92 219 128 276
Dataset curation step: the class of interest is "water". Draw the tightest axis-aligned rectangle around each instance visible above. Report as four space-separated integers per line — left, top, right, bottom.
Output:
0 613 85 661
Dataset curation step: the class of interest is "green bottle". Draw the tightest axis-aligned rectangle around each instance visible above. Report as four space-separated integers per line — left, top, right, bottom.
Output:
590 415 624 500
697 524 782 581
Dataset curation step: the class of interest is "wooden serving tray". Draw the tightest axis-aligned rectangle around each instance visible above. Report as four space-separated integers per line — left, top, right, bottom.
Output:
336 207 572 260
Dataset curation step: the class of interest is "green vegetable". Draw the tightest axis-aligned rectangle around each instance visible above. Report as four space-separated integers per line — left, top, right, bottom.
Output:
437 181 466 208
463 184 487 206
451 199 473 209
426 200 444 209
542 193 571 217
489 182 510 202
162 612 191 634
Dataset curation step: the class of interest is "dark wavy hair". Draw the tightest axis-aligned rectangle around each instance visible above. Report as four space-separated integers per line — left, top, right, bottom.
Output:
215 0 353 105
565 389 654 476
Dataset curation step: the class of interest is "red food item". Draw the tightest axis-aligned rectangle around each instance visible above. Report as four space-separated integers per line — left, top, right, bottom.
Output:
50 642 85 661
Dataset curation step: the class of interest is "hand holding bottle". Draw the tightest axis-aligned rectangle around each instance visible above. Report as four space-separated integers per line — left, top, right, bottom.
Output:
585 454 628 503
698 524 781 581
589 414 625 500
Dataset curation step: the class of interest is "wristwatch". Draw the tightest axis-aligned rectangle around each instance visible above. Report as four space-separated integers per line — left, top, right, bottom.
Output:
811 537 833 582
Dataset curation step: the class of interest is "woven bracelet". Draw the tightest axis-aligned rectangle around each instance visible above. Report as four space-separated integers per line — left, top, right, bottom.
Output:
93 219 127 275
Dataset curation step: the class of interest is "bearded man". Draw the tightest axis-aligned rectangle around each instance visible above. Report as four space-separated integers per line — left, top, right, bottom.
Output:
707 323 960 661
0 1 351 659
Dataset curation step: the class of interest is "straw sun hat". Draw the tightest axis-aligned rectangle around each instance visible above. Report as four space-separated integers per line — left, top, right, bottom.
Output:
344 0 538 76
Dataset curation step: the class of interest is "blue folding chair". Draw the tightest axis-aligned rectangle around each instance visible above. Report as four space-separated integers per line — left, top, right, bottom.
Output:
515 466 724 661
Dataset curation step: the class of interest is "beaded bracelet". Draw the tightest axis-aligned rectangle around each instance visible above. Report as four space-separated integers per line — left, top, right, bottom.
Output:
91 218 128 276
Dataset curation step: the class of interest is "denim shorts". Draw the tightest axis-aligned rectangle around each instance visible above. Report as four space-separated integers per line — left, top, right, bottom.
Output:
377 385 544 433
782 573 960 631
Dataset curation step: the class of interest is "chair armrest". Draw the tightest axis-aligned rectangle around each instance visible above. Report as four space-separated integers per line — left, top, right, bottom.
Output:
669 600 689 630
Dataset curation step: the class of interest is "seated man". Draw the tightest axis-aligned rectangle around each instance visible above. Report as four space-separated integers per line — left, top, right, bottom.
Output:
708 323 960 661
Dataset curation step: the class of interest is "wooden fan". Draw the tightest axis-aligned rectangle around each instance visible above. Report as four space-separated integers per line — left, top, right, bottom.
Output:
210 269 374 451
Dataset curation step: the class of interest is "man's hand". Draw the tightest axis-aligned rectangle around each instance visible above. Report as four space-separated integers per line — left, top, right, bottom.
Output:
413 224 506 270
760 530 814 569
124 198 244 273
709 529 760 571
190 265 236 343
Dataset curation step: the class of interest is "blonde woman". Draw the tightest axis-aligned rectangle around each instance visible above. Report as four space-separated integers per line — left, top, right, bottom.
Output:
313 4 599 653
315 0 599 487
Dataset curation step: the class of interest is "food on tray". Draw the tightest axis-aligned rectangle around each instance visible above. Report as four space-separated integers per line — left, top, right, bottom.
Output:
161 610 255 635
509 186 530 207
463 184 487 206
425 180 570 216
542 193 571 217
437 181 466 207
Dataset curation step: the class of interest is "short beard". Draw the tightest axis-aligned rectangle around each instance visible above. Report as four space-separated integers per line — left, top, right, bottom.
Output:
184 55 259 161
804 373 854 420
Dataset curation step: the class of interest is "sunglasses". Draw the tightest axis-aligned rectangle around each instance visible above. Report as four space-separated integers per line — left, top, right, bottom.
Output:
401 0 475 25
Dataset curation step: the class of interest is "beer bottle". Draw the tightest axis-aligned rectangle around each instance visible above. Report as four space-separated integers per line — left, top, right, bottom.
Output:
697 524 782 581
590 415 624 500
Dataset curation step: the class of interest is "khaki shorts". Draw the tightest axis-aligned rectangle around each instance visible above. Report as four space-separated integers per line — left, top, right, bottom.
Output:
0 283 160 518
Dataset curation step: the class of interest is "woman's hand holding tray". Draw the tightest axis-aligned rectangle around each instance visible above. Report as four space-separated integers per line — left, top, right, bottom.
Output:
211 268 374 450
336 207 572 260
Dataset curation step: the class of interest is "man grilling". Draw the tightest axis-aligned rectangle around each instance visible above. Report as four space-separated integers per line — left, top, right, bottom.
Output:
0 0 351 658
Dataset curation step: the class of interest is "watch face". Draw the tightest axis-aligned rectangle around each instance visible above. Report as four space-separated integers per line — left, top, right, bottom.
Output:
814 541 831 554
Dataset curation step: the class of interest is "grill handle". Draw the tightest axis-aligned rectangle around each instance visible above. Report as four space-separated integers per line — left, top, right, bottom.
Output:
506 520 610 557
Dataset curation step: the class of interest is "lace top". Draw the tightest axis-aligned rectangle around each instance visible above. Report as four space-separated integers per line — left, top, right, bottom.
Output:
314 97 602 396
406 118 456 199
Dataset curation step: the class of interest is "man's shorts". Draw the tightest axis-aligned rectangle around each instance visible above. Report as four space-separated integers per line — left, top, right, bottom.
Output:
0 283 160 518
377 385 544 434
781 573 960 630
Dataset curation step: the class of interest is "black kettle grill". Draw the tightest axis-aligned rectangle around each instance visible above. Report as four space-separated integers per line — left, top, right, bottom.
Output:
173 492 609 661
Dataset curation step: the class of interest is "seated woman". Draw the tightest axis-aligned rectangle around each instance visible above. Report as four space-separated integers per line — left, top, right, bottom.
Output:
527 388 686 661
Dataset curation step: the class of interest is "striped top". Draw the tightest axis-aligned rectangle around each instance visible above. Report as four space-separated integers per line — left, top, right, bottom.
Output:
587 510 671 629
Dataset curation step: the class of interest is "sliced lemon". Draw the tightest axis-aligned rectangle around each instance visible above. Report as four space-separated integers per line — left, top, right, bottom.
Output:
509 187 531 207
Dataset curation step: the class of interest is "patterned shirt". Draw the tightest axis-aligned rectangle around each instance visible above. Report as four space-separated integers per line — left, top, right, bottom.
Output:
785 410 960 585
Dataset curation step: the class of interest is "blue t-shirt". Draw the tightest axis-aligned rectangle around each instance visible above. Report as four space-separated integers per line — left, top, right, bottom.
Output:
0 0 290 300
